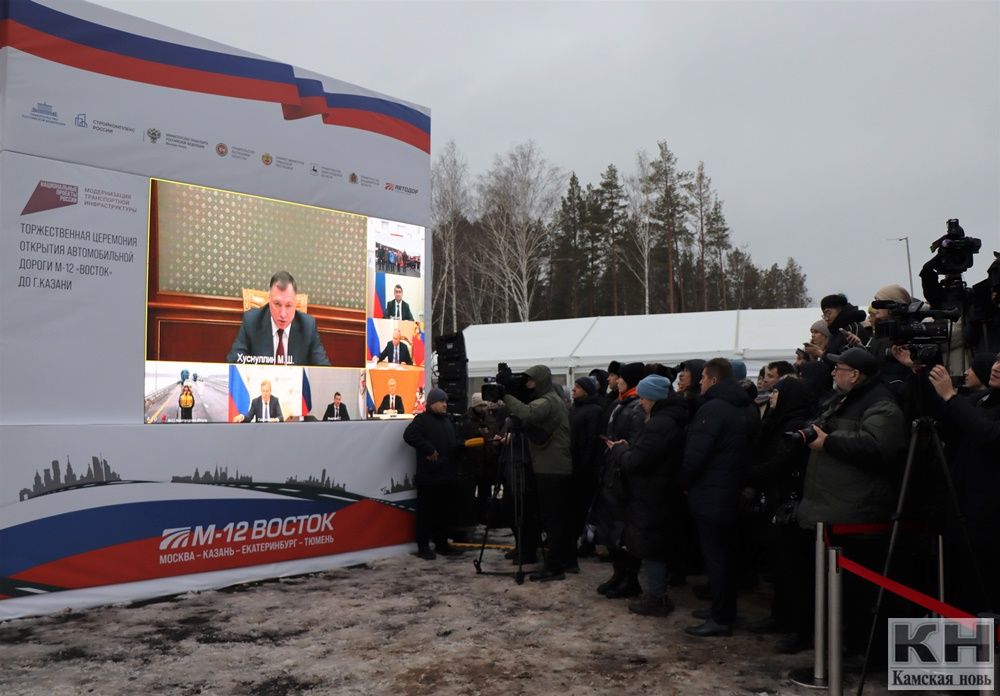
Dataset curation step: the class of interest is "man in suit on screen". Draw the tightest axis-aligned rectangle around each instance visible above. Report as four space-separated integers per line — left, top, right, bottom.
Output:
377 328 413 365
227 271 330 366
233 379 283 422
377 378 405 415
384 284 414 321
322 392 350 421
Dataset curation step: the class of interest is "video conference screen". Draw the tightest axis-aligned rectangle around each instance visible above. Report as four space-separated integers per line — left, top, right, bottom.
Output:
144 179 426 424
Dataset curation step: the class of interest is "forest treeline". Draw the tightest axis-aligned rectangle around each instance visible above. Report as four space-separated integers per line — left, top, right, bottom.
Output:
431 140 809 335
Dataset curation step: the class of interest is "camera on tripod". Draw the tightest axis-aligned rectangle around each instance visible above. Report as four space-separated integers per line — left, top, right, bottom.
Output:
871 300 960 368
481 362 533 403
928 219 981 277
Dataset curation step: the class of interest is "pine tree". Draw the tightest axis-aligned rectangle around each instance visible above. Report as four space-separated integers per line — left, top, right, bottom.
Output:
691 162 714 311
646 141 693 313
596 165 628 315
705 197 731 310
549 174 586 318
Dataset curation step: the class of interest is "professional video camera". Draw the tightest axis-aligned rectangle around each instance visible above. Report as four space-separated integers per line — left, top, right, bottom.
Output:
871 299 960 368
922 218 983 313
928 219 981 276
481 362 533 403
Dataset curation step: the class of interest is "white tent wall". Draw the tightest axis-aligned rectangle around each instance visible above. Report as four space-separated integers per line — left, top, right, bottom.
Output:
460 307 822 390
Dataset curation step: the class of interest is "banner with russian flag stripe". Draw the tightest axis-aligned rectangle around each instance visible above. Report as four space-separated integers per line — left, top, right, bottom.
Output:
0 0 430 227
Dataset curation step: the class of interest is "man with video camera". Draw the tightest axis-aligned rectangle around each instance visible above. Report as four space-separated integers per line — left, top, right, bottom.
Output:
919 218 1000 356
498 364 573 582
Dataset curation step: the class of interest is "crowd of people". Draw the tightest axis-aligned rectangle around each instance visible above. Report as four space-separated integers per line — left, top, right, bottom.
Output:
403 262 1000 658
375 244 421 276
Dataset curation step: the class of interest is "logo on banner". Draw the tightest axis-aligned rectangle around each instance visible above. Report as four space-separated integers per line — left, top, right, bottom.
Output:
889 618 995 690
23 102 66 126
385 182 419 195
21 181 79 216
310 164 319 176
156 514 337 564
349 172 359 184
261 153 273 166
145 128 162 143
74 113 88 128
216 143 229 157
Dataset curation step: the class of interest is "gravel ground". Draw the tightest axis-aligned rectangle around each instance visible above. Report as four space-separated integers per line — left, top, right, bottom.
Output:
0 541 903 696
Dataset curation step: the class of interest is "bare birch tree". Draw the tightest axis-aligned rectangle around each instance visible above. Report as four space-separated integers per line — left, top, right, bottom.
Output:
430 140 471 335
624 150 656 314
477 142 562 322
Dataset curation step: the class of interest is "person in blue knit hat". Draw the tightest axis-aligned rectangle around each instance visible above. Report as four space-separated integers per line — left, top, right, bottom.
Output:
606 374 689 617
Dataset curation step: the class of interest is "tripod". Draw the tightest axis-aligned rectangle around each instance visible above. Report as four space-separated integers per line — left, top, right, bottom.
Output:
855 416 990 695
473 429 534 584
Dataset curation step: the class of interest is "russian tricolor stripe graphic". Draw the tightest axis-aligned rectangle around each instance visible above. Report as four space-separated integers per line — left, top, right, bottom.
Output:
1 488 414 593
0 0 430 152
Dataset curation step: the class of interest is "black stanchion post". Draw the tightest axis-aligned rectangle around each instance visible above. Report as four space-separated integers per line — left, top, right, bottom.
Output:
937 534 945 618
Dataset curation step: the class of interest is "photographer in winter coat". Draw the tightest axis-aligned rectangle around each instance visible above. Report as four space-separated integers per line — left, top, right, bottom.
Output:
795 347 905 656
502 364 573 582
820 294 868 363
606 374 688 617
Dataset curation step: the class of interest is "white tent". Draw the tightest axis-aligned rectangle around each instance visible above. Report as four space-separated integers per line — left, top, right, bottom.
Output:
461 308 821 383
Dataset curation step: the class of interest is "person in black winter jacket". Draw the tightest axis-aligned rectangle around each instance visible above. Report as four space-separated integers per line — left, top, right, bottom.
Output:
676 359 706 421
681 358 751 636
569 376 605 556
746 377 814 634
820 293 868 363
593 361 647 598
929 356 1000 614
403 388 464 560
607 374 688 617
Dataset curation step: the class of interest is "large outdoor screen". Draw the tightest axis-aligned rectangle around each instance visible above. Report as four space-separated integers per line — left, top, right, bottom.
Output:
144 179 426 424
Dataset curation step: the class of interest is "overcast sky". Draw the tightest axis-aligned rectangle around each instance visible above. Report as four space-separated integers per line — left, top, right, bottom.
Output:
95 0 1000 308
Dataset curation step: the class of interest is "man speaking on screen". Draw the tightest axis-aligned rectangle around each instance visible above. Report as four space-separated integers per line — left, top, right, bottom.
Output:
232 379 283 423
226 271 330 366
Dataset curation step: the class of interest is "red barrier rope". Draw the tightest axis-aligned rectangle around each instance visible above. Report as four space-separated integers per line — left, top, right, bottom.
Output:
829 523 893 536
835 555 976 620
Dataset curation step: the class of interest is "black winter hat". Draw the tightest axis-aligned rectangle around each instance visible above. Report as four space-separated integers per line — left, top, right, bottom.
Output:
820 293 849 310
588 368 609 394
574 376 598 396
828 347 878 377
971 352 996 387
607 360 622 377
618 362 647 389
